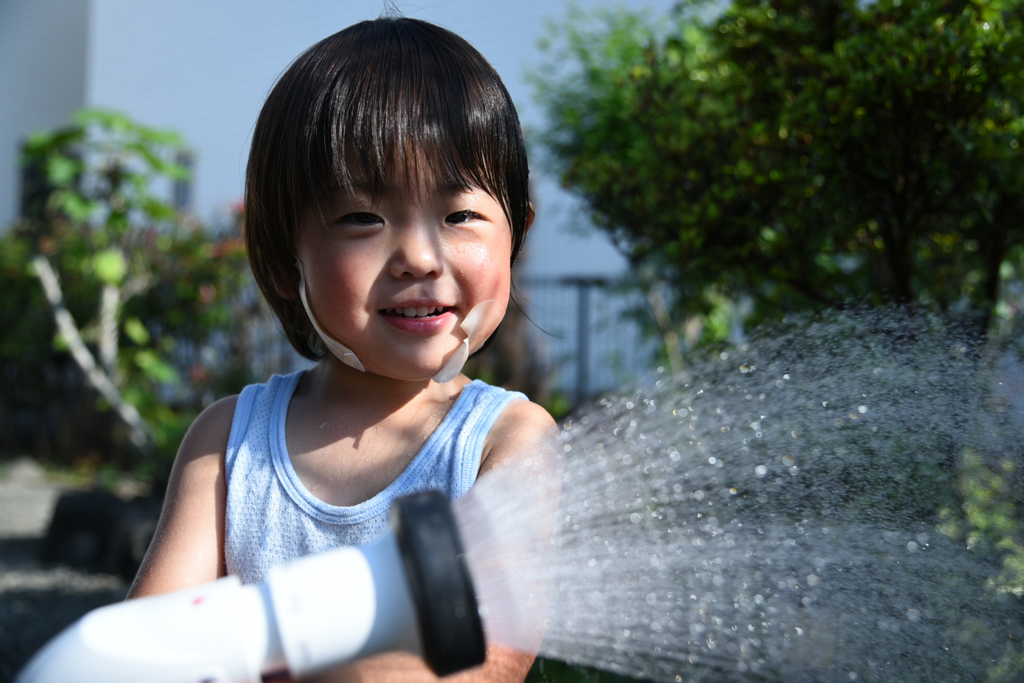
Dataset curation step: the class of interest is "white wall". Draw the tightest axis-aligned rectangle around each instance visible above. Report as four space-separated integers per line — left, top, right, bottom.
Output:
0 0 90 228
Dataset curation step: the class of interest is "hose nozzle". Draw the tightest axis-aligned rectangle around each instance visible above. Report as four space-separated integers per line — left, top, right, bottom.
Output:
16 490 486 682
392 490 487 676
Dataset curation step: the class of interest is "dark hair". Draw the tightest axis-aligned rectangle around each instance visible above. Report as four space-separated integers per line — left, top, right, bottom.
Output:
244 17 531 360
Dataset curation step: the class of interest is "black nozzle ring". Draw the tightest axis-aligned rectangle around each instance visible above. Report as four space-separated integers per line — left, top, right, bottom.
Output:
391 490 486 676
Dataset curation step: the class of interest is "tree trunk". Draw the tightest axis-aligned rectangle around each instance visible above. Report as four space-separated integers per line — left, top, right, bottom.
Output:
31 254 153 455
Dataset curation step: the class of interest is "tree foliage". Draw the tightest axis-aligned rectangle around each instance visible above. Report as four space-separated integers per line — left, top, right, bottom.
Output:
534 0 1024 338
2 110 257 466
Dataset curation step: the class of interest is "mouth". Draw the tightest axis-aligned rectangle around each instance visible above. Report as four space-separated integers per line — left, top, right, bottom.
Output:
381 306 454 319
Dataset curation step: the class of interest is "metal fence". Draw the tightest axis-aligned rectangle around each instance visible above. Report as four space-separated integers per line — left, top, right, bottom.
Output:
519 277 658 405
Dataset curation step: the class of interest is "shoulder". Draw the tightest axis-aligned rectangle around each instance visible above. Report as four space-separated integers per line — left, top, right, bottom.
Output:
178 395 239 467
479 397 556 476
161 394 239 517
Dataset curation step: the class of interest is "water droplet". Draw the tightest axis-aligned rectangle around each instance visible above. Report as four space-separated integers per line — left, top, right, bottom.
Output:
806 574 819 586
630 513 643 524
858 405 868 413
907 541 919 552
755 465 769 477
906 608 921 622
708 457 717 464
646 592 657 606
739 364 751 373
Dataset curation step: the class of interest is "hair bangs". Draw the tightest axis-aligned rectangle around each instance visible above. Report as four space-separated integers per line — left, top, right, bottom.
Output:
306 20 527 239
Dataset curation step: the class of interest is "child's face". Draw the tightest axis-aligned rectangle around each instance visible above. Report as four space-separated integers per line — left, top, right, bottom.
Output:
294 179 514 381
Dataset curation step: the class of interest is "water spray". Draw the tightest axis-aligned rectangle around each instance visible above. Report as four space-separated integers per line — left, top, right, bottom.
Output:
15 309 1024 682
15 490 486 683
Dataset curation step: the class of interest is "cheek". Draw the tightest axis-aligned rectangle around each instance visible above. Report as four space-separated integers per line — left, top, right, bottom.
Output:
458 241 512 299
306 248 374 317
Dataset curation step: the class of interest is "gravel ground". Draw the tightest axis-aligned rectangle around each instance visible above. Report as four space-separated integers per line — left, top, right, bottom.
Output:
0 459 128 683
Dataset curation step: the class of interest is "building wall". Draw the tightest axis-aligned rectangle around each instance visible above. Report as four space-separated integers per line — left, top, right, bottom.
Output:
0 0 90 228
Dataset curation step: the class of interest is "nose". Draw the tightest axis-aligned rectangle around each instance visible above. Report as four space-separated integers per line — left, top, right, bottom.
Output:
388 222 444 279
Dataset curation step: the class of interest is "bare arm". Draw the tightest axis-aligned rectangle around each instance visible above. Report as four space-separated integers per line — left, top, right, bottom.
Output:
127 395 237 598
300 647 533 683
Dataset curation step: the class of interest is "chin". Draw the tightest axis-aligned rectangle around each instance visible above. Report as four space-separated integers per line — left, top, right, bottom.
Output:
364 363 449 383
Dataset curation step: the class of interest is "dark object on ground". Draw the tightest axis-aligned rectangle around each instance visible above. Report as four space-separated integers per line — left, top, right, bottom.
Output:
39 491 162 582
0 537 128 683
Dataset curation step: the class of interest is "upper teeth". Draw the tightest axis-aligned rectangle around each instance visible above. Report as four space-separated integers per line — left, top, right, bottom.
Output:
387 307 441 318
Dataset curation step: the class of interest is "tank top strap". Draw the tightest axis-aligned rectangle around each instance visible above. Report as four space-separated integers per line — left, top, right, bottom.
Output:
447 380 528 497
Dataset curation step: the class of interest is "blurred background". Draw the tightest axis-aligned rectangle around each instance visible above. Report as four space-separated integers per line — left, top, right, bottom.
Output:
3 0 1024 680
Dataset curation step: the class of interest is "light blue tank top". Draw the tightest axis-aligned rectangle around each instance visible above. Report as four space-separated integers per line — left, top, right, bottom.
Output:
224 371 526 585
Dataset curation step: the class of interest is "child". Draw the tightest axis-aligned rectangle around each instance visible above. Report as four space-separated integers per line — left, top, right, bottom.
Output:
128 16 555 683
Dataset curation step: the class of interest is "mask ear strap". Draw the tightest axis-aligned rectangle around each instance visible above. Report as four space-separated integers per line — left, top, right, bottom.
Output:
432 300 497 383
296 259 366 372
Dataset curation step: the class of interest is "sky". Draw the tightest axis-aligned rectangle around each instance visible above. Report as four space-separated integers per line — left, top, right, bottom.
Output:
86 0 679 278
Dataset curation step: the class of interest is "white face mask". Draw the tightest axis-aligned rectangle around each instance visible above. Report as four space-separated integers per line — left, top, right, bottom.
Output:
297 259 365 372
431 299 497 383
295 260 495 383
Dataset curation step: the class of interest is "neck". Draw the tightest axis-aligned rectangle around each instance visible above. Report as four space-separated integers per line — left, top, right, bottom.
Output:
303 355 460 413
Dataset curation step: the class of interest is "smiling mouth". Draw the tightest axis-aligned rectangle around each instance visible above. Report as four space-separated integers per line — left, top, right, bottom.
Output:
381 306 452 318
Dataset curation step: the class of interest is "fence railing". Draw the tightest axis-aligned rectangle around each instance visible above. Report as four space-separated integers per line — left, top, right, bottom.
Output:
519 277 657 405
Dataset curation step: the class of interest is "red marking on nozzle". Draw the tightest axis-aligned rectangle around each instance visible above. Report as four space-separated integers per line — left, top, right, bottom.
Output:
193 597 205 606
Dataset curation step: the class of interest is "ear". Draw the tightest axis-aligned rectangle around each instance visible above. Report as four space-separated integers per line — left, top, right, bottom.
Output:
525 202 536 234
273 262 299 300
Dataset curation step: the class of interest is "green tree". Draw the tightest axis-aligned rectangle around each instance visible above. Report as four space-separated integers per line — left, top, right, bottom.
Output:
534 0 1024 340
4 109 256 464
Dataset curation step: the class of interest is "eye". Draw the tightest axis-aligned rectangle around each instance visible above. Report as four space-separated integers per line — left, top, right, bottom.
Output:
340 212 382 226
445 210 479 224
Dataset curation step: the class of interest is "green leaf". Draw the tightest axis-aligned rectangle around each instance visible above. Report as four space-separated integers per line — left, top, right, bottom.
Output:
53 191 97 222
92 249 127 285
123 317 150 345
134 349 179 384
45 155 80 186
